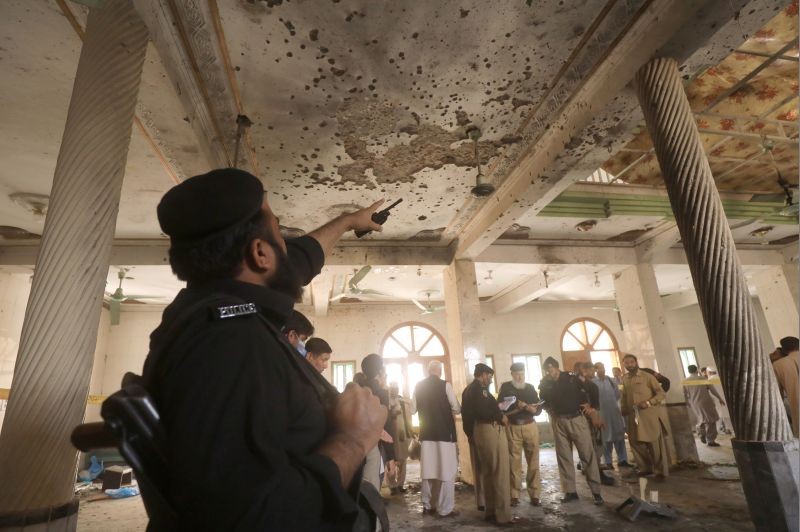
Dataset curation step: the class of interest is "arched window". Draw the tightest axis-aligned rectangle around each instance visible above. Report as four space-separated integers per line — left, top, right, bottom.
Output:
381 323 450 426
560 318 620 374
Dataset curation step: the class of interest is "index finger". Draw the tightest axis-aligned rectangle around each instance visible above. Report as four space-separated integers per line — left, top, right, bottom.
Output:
367 199 385 212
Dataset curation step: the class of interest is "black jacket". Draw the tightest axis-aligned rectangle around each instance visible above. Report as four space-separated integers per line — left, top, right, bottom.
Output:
461 379 503 441
497 381 540 424
142 237 359 531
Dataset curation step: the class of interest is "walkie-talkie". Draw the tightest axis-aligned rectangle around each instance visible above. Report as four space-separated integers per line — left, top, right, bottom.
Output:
355 199 403 238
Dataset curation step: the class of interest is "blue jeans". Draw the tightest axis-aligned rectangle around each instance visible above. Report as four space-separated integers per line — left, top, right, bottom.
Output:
603 439 628 464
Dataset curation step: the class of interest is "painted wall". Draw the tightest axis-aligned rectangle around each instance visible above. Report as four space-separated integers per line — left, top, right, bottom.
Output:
0 271 32 429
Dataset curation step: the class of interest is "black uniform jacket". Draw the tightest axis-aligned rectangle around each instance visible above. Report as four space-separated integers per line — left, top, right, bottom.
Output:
539 371 595 416
461 379 503 441
497 381 540 424
142 237 358 531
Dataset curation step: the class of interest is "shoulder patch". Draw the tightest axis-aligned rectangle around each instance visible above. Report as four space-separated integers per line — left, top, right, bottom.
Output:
215 302 257 320
482 389 489 397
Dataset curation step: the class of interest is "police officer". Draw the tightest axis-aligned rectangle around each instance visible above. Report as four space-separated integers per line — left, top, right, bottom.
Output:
462 363 516 525
142 168 388 530
497 362 542 507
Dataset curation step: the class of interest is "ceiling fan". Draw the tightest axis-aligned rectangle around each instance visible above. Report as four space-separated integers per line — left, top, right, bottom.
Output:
592 294 624 331
330 266 392 302
411 290 445 315
104 268 165 325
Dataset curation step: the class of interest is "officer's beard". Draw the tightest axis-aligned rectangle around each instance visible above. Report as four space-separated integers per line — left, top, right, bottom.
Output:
265 238 303 302
511 380 526 390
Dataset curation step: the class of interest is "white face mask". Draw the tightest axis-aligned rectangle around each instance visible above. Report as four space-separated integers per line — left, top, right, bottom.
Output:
296 338 307 357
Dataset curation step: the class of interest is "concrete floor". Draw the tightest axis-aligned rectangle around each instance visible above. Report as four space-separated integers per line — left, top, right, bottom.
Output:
77 433 752 531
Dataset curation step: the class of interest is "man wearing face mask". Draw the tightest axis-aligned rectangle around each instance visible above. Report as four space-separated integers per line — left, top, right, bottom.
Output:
142 168 389 530
282 310 314 357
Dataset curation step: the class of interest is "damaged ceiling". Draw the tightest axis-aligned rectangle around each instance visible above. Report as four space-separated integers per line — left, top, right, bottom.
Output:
0 0 796 308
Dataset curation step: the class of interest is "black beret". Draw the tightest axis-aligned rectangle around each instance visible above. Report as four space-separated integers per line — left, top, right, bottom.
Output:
157 168 264 246
361 353 384 379
780 336 799 352
473 363 494 377
542 356 559 369
510 362 525 373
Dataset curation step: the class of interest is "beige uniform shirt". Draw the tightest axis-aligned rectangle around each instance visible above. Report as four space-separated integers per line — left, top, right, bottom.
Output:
773 351 799 438
621 370 669 443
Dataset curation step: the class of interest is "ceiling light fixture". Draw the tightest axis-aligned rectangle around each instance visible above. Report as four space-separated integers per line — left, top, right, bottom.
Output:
575 220 597 232
467 126 495 198
593 272 601 288
484 270 494 284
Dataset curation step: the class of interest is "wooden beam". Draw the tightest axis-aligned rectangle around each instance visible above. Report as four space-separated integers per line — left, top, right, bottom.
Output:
132 0 236 169
452 0 777 259
454 1 714 259
491 271 548 314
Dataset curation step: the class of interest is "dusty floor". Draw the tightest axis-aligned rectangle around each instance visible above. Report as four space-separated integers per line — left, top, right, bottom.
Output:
77 433 751 531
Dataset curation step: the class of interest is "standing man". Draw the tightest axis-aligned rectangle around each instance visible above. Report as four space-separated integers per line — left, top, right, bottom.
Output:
684 365 725 447
773 336 799 437
538 357 604 505
593 362 630 468
144 168 388 529
462 363 516 525
611 367 624 387
461 369 485 513
620 354 671 478
497 362 542 507
282 310 314 357
304 337 332 374
361 354 397 491
387 383 414 495
411 361 461 517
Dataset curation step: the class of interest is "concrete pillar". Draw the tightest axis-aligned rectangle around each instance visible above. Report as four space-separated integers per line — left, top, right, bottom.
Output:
613 263 684 401
0 1 148 529
636 57 796 531
443 259 486 486
614 263 699 463
750 266 800 347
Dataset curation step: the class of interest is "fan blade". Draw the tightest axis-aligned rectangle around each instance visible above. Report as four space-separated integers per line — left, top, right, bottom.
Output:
124 294 166 300
360 289 391 297
411 299 427 311
349 266 372 288
330 292 350 301
110 300 121 325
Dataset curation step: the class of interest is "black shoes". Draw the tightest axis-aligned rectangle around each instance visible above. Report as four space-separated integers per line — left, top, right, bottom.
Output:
700 435 707 444
707 441 721 447
593 493 604 505
618 461 633 468
510 498 519 507
600 474 615 486
560 492 579 503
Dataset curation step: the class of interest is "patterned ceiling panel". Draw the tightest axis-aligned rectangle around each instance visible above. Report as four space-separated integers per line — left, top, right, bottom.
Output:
601 3 799 193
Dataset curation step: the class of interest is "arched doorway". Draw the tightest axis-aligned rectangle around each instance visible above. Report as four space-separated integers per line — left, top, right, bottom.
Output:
381 322 450 426
560 318 620 374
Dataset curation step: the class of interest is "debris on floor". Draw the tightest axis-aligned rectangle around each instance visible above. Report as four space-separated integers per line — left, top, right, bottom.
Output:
704 465 741 481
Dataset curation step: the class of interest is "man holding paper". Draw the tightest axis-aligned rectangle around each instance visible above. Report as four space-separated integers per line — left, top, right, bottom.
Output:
497 362 543 507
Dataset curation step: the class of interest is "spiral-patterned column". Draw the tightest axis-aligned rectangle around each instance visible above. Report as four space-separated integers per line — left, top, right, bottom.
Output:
0 0 148 517
635 58 791 442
